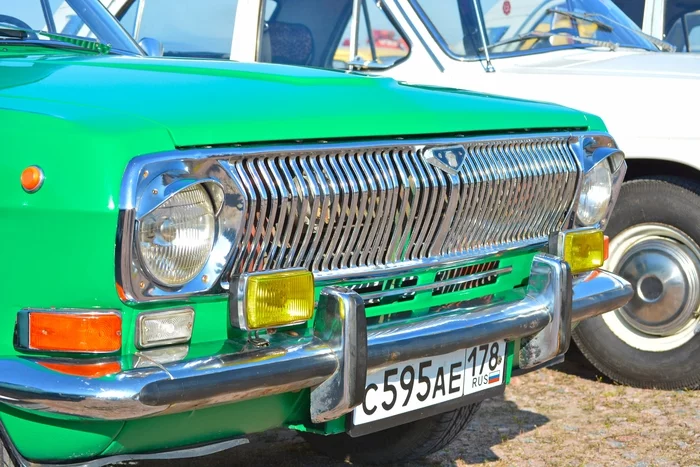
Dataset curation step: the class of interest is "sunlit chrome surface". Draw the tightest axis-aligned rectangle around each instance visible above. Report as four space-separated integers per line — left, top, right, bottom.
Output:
311 287 367 423
518 254 571 369
572 134 627 229
117 132 625 303
571 268 634 323
225 136 577 275
358 265 512 301
606 224 700 339
0 255 631 420
117 133 626 302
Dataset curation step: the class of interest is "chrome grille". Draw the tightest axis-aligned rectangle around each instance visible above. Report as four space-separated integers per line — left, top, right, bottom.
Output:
228 136 579 275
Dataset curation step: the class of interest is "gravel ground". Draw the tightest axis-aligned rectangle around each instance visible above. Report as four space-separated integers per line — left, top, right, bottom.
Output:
139 348 700 467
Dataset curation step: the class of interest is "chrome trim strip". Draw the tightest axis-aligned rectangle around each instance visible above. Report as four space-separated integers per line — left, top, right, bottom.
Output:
358 265 512 300
0 255 632 421
117 132 622 303
314 237 543 285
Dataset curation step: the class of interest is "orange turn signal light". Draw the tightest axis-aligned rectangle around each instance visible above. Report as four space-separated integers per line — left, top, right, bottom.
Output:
603 235 610 261
20 166 44 193
28 312 122 353
39 361 122 378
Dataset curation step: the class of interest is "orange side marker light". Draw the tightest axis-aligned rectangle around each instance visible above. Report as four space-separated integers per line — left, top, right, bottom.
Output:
20 166 44 193
28 312 122 353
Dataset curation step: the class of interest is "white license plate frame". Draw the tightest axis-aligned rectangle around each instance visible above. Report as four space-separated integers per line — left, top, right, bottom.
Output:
348 340 507 437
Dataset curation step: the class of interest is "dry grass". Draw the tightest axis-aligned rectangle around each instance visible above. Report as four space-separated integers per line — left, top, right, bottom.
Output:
137 349 700 467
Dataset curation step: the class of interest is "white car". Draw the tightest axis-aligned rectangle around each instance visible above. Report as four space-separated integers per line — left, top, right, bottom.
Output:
107 0 700 390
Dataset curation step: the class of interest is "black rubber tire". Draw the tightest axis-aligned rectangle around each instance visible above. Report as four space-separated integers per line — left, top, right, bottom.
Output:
301 403 480 465
573 177 700 389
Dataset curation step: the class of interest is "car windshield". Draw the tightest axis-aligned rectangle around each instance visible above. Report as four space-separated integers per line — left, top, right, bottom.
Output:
0 0 140 54
412 0 658 59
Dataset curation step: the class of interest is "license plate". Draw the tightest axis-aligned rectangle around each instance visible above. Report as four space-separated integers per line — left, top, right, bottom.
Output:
352 340 506 426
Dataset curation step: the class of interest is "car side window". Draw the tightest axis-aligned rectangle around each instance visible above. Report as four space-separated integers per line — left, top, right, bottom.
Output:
665 9 700 51
332 1 410 69
0 0 95 37
118 0 239 59
264 0 278 21
413 0 469 53
258 0 408 69
0 1 44 30
611 0 644 28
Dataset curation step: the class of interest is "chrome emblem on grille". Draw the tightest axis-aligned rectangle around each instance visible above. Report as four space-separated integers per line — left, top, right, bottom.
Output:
423 145 468 175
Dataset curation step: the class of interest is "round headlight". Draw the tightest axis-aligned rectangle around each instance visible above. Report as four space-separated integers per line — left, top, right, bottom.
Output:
138 184 215 287
576 161 612 226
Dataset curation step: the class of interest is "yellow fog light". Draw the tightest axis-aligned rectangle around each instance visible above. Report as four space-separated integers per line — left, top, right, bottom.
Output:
558 229 605 274
235 269 315 330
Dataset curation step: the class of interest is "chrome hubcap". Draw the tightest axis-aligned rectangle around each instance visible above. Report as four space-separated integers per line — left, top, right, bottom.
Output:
602 224 700 352
617 238 700 336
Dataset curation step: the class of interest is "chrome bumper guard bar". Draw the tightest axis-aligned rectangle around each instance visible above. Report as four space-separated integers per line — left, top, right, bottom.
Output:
0 254 632 422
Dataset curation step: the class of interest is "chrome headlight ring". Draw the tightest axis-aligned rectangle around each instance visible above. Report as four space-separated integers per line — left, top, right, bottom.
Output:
117 156 245 303
569 133 627 230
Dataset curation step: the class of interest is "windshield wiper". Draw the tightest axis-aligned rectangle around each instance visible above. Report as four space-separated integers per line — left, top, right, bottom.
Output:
548 8 675 52
0 27 29 40
585 12 675 52
0 26 111 54
481 31 618 52
546 8 614 32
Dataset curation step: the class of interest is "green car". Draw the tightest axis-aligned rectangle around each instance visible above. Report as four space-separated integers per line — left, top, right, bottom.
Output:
0 1 633 465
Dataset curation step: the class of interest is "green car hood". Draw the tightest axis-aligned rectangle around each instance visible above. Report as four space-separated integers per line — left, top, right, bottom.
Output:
0 54 598 148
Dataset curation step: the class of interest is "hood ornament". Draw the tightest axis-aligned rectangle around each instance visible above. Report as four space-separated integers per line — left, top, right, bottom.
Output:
423 145 468 175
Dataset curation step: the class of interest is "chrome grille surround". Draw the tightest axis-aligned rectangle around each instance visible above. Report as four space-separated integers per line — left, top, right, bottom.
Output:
229 138 578 275
117 132 619 303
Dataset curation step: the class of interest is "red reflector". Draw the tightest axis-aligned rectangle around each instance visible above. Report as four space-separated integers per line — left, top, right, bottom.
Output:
29 312 122 353
39 361 121 378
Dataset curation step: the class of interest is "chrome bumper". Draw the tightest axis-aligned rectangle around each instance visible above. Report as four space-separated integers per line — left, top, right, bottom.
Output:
0 254 632 422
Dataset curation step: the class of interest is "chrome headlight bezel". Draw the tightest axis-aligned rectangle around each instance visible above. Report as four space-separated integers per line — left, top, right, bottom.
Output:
568 134 627 230
117 156 245 303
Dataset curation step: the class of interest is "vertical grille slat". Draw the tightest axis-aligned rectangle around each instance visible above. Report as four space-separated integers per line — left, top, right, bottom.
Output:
354 152 378 267
471 145 494 250
363 154 388 264
400 150 425 260
232 161 257 274
226 136 580 276
516 143 541 242
386 151 410 262
377 151 400 265
333 154 359 269
312 156 339 271
415 153 441 259
345 155 369 268
264 158 288 269
254 159 278 271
